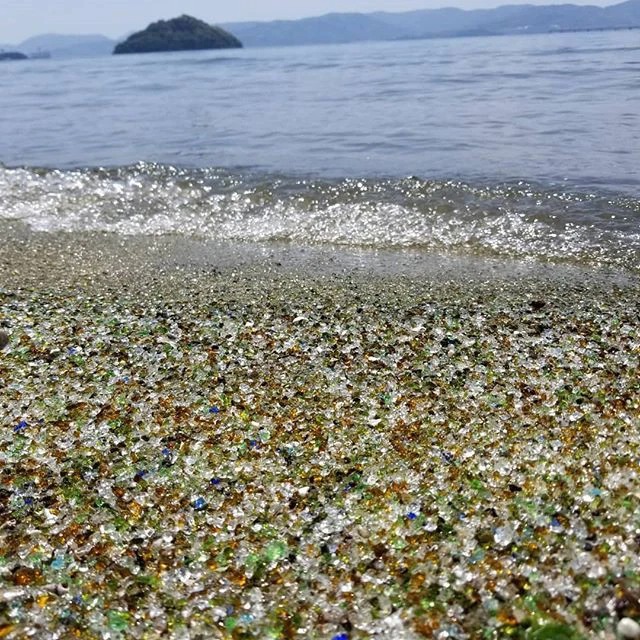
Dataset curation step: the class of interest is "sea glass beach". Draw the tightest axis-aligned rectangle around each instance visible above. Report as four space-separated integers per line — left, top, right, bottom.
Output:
1 28 640 640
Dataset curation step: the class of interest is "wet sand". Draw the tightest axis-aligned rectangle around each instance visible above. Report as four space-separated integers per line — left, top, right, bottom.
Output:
1 222 639 639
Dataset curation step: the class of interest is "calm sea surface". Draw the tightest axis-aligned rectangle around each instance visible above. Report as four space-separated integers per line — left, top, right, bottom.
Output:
1 31 639 271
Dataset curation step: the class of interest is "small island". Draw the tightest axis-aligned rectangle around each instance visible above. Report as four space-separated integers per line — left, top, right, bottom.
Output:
113 15 242 55
0 51 28 61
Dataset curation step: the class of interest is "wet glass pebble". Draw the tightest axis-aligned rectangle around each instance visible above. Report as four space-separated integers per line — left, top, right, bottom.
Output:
0 247 638 639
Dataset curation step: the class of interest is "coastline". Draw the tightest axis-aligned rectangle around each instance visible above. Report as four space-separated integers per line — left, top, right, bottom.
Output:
1 223 639 639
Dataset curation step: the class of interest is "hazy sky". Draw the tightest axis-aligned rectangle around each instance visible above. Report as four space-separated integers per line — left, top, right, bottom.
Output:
2 0 611 43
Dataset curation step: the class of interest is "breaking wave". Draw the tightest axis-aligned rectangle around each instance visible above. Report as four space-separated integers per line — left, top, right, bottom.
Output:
1 162 638 272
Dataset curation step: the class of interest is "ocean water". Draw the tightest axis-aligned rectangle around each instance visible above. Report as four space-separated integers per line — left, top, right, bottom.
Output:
1 31 639 272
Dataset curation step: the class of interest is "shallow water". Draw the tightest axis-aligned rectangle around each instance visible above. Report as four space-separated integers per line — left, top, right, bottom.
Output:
1 31 639 271
1 164 638 273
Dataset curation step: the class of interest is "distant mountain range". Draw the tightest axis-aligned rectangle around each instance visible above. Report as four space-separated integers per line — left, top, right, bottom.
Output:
224 0 640 46
3 33 116 58
3 0 640 59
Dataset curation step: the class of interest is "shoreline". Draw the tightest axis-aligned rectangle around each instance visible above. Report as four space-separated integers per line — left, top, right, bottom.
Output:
1 220 638 291
1 224 639 639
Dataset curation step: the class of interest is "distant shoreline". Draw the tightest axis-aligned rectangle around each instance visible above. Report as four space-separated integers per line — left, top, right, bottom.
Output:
391 23 640 42
5 0 640 58
4 25 640 60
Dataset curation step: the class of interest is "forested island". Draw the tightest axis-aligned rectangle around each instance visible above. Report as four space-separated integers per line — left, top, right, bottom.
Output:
113 15 242 55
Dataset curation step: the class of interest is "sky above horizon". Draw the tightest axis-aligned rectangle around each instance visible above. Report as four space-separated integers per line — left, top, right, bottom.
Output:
2 0 613 44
